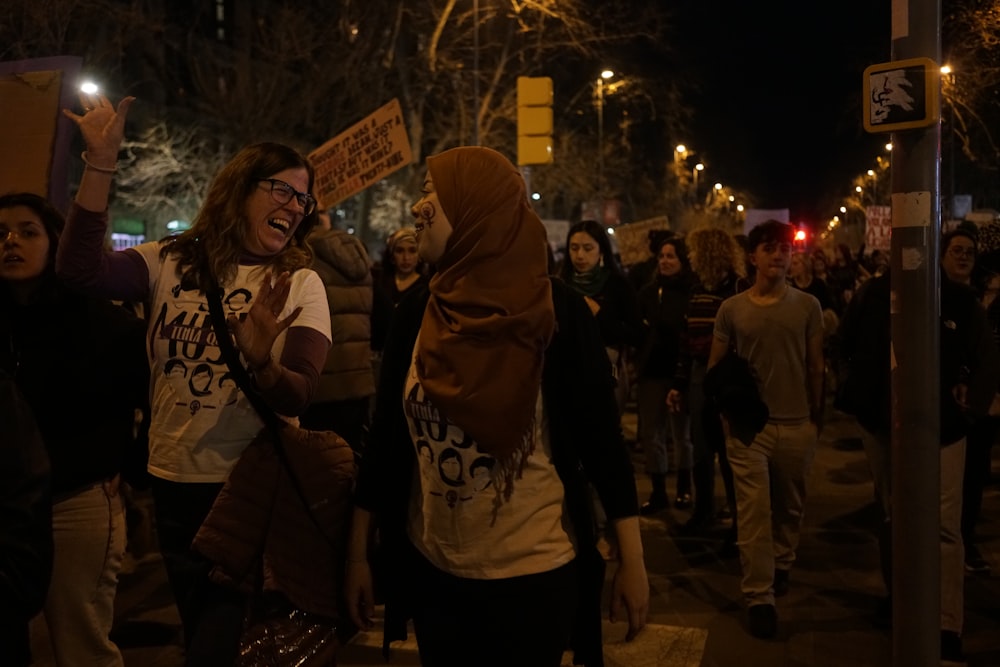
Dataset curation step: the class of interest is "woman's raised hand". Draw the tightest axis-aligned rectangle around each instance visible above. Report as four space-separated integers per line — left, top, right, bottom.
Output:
229 271 302 372
62 94 135 165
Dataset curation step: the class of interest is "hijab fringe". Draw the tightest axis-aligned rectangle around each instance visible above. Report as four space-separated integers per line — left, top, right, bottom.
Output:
489 421 537 526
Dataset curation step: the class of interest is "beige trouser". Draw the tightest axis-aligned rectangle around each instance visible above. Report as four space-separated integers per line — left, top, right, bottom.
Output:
43 482 126 667
726 421 817 606
859 429 965 633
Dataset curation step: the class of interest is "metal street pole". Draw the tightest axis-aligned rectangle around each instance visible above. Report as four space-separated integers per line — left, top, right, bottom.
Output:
890 0 941 665
472 0 480 146
596 77 604 195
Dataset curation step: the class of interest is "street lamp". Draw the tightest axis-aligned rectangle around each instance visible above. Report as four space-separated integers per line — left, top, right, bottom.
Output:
596 69 615 193
693 162 704 201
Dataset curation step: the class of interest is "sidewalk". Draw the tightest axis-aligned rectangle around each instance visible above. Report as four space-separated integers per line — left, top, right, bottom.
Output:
29 405 1000 666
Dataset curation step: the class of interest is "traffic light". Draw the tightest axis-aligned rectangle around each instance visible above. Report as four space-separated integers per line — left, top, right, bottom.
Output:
517 76 553 165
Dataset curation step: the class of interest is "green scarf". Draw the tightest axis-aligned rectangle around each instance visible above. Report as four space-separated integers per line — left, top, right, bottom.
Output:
570 264 611 297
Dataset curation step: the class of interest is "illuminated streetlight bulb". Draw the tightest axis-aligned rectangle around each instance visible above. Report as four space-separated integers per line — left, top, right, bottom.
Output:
885 143 893 151
80 81 99 95
531 192 541 201
941 65 952 75
600 69 614 80
606 227 615 235
736 204 744 212
840 206 847 214
714 183 722 190
856 186 863 193
867 170 875 177
675 144 687 154
695 163 704 171
728 195 735 202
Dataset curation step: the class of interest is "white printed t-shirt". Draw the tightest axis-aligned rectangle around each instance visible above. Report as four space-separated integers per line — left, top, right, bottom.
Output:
133 242 331 483
404 337 576 579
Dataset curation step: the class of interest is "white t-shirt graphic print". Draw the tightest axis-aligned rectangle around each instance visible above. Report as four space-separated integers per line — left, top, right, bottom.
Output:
404 336 576 579
134 243 331 483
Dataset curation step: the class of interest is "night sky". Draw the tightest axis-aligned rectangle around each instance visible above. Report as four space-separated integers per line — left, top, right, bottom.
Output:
668 1 894 226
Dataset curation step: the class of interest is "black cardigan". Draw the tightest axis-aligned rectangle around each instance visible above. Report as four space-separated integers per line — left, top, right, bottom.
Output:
354 278 639 667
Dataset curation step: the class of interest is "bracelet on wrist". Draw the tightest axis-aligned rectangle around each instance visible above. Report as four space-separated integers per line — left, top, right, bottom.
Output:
81 151 118 174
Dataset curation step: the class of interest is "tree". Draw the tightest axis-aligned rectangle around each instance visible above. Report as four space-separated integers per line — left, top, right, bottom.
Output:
5 0 691 241
944 0 1000 207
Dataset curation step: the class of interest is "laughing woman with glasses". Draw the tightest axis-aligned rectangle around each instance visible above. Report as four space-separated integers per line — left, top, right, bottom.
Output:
56 95 332 665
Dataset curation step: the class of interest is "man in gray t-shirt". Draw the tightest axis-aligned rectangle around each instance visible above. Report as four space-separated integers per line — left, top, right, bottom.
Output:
708 220 824 640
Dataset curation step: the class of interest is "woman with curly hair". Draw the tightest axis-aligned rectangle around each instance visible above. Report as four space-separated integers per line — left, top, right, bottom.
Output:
57 94 332 664
667 226 746 543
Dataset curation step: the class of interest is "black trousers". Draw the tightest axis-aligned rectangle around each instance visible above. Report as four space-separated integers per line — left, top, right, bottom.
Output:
151 478 245 667
406 540 579 667
962 416 998 546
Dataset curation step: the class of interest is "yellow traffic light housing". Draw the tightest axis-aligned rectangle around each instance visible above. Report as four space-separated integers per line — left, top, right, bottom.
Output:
517 76 553 165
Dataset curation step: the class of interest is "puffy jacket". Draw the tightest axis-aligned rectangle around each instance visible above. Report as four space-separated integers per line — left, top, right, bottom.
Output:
192 426 357 618
308 229 376 403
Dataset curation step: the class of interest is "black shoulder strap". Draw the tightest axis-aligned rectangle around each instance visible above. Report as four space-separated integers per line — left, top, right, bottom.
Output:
205 286 340 541
204 287 283 436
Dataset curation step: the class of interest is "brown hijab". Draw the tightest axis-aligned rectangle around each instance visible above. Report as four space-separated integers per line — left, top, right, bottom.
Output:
417 147 555 484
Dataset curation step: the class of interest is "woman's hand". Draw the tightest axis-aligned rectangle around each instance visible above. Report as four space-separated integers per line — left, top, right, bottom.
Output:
609 555 649 641
229 271 302 370
345 560 375 631
666 389 684 413
62 94 135 165
609 516 649 641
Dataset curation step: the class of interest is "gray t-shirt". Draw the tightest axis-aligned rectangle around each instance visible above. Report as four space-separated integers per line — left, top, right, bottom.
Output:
714 287 823 423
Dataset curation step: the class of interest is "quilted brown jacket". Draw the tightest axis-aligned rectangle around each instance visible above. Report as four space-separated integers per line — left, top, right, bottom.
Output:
192 425 356 618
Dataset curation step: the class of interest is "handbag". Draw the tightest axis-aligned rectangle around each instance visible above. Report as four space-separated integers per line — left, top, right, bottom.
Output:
201 286 356 666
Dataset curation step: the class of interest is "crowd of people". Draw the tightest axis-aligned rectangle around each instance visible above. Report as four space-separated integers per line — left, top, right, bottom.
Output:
1 91 996 667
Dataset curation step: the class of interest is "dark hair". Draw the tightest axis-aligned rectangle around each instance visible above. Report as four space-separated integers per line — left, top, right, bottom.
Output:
652 235 690 274
162 142 318 293
0 192 65 266
647 229 675 256
560 219 622 281
747 220 795 252
835 243 854 264
941 227 977 258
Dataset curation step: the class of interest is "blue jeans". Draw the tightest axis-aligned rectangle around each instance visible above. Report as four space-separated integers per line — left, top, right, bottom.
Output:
637 377 692 475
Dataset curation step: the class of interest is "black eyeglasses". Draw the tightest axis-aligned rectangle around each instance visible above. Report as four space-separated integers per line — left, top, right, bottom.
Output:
257 178 317 215
947 245 976 259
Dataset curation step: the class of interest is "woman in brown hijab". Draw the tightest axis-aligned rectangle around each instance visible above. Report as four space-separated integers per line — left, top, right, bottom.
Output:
345 146 647 667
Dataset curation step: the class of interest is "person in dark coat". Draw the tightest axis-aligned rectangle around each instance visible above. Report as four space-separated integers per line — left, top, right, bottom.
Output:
559 219 643 414
0 369 52 667
1 192 148 667
837 243 999 661
634 236 693 513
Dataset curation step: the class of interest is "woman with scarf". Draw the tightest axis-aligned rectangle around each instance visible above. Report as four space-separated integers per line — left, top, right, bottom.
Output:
344 147 647 667
634 236 693 514
559 220 643 413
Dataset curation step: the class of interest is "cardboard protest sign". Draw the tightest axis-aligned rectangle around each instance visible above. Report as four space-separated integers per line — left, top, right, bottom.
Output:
0 57 81 211
615 216 671 266
309 98 413 208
